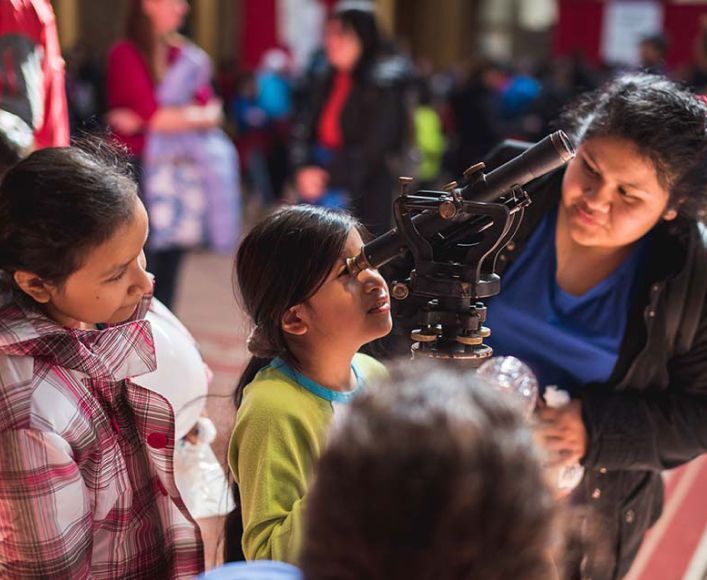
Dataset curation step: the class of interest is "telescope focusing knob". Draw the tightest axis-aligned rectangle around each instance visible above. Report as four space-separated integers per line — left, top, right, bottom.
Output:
399 176 414 196
462 162 486 183
438 200 458 220
391 282 410 301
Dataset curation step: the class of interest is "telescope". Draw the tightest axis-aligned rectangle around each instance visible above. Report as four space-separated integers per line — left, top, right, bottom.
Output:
347 131 575 363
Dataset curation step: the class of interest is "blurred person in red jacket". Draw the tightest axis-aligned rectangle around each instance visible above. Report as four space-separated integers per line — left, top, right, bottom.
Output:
0 0 69 150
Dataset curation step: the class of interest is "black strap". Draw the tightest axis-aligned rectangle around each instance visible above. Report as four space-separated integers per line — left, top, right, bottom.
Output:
223 486 247 562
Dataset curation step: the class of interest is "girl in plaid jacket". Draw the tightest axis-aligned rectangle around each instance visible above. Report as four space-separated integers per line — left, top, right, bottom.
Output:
0 146 203 578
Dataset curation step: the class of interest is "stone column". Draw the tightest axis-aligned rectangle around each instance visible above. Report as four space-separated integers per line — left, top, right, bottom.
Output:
193 0 219 60
53 0 80 51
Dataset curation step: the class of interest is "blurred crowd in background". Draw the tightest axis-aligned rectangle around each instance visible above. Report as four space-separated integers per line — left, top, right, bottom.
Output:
64 12 707 211
5 0 706 312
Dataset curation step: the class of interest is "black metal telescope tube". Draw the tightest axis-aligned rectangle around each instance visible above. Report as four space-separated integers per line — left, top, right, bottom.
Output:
347 131 575 274
466 131 574 203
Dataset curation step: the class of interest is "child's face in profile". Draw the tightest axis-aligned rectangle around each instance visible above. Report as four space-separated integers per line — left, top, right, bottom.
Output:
294 228 392 352
40 198 152 329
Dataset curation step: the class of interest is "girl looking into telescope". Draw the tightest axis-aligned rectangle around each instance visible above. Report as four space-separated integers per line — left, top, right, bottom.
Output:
224 205 391 563
484 73 707 579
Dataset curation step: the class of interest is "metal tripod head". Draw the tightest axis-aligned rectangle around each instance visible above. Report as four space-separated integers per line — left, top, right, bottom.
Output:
346 131 575 364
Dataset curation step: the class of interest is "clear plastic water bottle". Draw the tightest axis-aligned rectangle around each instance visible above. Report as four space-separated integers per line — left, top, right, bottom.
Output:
477 356 539 419
544 386 585 493
477 359 584 494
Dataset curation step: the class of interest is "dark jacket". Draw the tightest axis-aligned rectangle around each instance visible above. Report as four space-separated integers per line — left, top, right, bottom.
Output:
378 140 707 577
290 55 411 236
496 168 707 579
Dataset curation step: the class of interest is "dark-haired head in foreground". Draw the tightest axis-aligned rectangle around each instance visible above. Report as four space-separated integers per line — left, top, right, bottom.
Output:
301 362 558 580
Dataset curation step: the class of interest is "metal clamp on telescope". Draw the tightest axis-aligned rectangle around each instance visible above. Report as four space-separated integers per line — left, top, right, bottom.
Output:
346 131 575 364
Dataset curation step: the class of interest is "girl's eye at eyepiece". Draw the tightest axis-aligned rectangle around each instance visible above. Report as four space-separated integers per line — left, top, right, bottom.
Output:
108 270 127 282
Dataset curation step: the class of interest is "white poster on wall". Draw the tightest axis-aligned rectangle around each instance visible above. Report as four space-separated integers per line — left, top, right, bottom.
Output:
277 0 326 73
601 0 664 67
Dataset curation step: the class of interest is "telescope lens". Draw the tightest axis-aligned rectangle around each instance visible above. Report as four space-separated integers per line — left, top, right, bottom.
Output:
551 130 576 163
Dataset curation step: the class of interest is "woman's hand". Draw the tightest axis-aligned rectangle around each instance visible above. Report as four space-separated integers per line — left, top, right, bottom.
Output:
200 99 224 128
149 101 223 133
107 108 144 135
534 400 587 467
296 166 329 201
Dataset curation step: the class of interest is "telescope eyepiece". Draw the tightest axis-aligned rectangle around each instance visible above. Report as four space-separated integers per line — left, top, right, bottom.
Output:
346 253 371 277
550 130 575 163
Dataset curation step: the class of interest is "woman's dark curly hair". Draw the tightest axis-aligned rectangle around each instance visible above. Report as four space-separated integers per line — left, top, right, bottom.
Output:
558 73 707 219
300 361 559 580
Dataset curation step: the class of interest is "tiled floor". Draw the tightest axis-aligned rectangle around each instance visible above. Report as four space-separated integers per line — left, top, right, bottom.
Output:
172 251 245 570
174 250 707 578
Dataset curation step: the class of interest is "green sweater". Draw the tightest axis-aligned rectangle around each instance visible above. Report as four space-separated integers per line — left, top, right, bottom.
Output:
228 353 386 563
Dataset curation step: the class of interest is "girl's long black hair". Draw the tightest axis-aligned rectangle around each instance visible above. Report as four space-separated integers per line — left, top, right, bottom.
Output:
223 205 358 561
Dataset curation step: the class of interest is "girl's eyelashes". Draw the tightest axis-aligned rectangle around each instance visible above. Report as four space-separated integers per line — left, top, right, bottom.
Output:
106 268 128 283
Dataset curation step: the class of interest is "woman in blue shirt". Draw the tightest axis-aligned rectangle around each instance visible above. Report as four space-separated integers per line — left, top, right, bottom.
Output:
482 74 707 579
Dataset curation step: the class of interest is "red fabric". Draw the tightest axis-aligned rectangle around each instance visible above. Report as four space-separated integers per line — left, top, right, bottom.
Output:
106 40 159 157
193 84 213 105
553 0 604 66
242 0 278 70
0 0 68 147
664 5 707 70
317 71 352 150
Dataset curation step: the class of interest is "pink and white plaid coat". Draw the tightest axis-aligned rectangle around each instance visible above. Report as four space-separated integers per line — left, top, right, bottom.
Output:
0 293 204 579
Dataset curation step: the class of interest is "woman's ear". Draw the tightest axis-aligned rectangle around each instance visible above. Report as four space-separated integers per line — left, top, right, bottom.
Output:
281 306 308 337
663 208 678 221
663 195 685 222
13 271 53 304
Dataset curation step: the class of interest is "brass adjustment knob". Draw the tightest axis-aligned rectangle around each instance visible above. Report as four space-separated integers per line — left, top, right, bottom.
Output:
411 329 437 343
463 162 486 181
456 335 483 346
439 200 457 220
391 282 410 301
399 176 414 196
